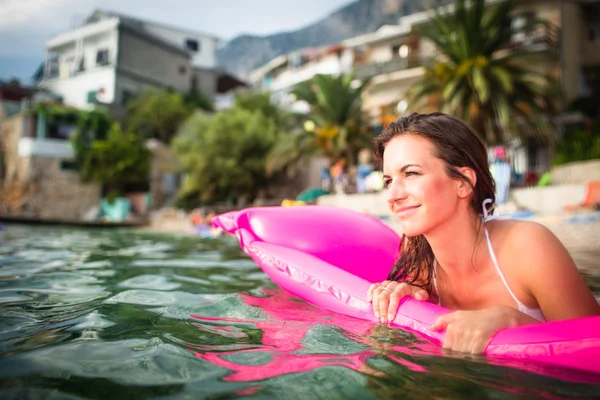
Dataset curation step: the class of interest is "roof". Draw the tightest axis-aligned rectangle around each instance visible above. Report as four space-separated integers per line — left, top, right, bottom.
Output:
118 22 190 57
343 24 412 47
85 9 221 42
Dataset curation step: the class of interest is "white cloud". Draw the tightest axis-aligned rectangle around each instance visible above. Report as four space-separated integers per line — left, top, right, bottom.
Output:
0 0 79 30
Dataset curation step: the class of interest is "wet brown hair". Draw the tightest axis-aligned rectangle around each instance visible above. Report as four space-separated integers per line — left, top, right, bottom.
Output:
373 112 496 293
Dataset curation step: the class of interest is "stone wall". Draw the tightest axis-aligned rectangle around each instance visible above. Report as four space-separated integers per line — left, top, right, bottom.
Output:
16 157 101 220
0 114 31 213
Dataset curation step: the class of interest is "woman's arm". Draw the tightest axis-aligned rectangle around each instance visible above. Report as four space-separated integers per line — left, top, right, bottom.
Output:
508 221 600 321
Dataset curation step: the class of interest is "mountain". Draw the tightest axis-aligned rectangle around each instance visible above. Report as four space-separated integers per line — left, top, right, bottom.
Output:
216 0 449 79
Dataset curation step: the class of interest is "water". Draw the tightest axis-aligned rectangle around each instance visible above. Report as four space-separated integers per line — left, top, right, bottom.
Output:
0 225 599 399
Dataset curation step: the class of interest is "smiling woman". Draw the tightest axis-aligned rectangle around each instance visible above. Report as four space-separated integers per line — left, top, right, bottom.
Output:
370 112 600 354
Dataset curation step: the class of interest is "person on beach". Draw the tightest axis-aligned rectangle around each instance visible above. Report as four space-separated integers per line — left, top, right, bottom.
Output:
368 112 600 354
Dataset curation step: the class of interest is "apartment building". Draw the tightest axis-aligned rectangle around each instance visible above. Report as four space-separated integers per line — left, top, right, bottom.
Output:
38 9 221 112
249 44 362 112
251 0 599 177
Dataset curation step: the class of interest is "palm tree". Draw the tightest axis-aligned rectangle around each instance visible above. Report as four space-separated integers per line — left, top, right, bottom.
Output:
266 73 371 175
408 0 559 145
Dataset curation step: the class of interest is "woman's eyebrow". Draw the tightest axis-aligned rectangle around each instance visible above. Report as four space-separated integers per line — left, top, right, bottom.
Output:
400 163 421 172
383 164 422 177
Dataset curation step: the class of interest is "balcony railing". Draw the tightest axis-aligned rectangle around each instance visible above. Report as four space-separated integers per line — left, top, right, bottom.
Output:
354 54 426 79
501 22 560 53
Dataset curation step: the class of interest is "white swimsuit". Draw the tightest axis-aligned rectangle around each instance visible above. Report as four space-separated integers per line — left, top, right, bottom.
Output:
432 199 546 322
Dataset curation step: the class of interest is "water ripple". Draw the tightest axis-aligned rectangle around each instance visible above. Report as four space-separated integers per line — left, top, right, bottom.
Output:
0 224 598 399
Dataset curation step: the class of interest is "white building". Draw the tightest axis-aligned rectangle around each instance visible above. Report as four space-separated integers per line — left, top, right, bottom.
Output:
249 44 358 112
38 9 221 112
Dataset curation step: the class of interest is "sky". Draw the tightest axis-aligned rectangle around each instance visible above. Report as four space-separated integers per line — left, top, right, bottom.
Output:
0 0 353 83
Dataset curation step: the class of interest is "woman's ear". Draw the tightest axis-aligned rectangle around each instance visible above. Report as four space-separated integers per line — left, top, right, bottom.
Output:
457 167 477 198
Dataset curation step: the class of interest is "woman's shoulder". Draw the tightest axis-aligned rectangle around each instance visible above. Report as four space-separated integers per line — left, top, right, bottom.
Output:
489 219 569 265
491 218 556 244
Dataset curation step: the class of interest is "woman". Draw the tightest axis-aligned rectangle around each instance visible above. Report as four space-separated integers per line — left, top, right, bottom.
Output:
368 112 600 354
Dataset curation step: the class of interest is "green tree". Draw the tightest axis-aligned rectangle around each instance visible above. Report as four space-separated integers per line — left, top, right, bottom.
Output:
125 88 192 144
266 73 371 175
408 0 559 144
172 105 278 205
74 123 152 197
553 122 600 166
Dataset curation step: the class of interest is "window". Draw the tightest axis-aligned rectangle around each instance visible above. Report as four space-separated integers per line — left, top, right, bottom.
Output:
185 38 200 52
60 160 77 171
179 65 187 75
96 49 110 66
47 123 76 140
121 90 134 106
87 90 98 104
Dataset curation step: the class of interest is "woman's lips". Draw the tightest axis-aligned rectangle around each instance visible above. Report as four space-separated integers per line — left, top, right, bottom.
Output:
395 205 420 219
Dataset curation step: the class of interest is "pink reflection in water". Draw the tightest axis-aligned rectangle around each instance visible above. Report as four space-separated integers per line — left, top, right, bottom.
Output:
191 288 431 382
190 288 600 388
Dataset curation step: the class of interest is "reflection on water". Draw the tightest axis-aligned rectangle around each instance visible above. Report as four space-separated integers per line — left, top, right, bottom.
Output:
0 224 599 399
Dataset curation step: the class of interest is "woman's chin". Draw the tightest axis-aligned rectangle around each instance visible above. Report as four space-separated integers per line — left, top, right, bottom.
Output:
398 222 425 237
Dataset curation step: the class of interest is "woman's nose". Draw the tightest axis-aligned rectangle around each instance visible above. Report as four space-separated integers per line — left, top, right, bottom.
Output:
387 179 407 204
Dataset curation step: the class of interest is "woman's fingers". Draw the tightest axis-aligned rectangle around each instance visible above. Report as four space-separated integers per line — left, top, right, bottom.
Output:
371 281 389 319
414 289 430 301
371 281 431 324
430 313 452 332
367 284 377 302
385 283 411 322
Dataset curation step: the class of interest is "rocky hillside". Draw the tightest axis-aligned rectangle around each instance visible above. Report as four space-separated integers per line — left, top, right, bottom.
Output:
217 0 450 79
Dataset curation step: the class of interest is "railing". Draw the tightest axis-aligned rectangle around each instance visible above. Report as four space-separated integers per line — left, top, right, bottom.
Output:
501 22 560 52
354 54 426 79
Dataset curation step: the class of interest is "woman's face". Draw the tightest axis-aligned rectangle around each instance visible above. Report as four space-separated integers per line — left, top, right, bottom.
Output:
382 135 464 236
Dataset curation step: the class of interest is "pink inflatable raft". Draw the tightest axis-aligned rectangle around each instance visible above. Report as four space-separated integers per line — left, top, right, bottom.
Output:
212 206 600 378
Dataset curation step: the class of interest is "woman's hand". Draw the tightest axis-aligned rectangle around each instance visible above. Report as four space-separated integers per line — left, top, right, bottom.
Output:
368 280 430 324
430 306 535 354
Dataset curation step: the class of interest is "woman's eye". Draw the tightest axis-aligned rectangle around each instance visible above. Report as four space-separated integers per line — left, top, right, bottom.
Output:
405 171 419 177
383 178 392 188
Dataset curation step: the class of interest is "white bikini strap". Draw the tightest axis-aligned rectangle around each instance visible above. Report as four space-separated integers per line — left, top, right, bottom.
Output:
481 199 521 306
432 260 441 306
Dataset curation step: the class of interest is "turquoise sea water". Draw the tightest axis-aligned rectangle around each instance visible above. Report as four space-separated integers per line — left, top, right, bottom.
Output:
0 224 599 399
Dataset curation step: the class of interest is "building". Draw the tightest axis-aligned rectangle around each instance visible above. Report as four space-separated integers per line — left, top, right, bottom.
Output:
37 9 222 114
251 0 598 178
348 0 599 176
0 102 101 220
249 44 363 112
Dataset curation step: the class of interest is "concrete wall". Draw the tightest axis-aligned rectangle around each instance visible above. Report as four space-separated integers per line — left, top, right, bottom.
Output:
114 73 161 109
82 30 118 71
43 67 117 109
118 28 191 94
142 23 219 69
192 67 218 98
511 185 587 214
18 138 73 159
550 160 600 185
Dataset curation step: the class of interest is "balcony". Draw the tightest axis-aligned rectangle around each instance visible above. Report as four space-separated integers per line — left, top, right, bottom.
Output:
501 23 560 54
18 138 73 159
354 54 426 80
